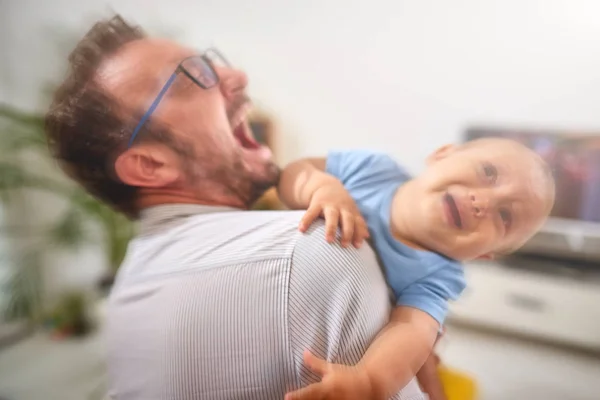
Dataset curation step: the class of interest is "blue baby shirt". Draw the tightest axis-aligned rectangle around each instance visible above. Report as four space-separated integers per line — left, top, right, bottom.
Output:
326 149 466 325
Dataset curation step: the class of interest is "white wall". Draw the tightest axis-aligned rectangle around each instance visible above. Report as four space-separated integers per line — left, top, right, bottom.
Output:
3 0 600 172
3 0 600 296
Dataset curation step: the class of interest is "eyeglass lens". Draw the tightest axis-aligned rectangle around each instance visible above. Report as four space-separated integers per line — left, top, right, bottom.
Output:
180 50 230 89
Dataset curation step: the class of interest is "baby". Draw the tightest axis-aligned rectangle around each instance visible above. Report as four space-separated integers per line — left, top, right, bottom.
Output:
278 137 555 400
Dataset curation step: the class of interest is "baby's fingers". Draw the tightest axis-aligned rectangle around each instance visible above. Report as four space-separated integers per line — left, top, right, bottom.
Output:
353 217 370 248
323 208 340 243
284 382 324 400
339 210 356 248
299 205 323 232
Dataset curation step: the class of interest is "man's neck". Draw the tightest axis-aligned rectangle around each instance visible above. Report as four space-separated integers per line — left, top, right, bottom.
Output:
136 190 247 212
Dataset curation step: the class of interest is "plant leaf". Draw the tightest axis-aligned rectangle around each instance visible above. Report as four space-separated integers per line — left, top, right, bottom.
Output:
0 104 45 128
2 250 44 323
47 209 89 249
0 103 137 327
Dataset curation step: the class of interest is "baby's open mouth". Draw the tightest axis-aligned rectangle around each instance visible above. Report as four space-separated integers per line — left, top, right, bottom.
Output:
444 193 462 229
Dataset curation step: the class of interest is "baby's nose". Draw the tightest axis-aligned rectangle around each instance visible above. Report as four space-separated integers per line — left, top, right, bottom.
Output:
470 194 489 217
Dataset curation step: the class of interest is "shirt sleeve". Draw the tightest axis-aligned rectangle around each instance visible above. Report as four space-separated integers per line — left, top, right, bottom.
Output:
396 262 466 326
288 220 394 382
325 150 409 191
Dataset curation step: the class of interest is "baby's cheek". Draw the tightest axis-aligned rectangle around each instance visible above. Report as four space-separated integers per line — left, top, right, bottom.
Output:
474 227 502 254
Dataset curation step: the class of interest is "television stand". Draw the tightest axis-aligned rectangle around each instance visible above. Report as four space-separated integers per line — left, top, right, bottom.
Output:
447 257 600 352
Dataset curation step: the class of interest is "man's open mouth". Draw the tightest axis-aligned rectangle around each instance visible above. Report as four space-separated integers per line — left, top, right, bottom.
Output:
230 103 261 150
444 192 462 229
233 122 260 150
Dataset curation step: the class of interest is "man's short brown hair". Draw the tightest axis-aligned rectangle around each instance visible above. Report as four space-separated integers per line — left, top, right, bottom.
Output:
45 15 146 217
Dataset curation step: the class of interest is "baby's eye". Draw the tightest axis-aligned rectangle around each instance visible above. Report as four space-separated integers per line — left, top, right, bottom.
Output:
499 208 512 230
482 162 498 183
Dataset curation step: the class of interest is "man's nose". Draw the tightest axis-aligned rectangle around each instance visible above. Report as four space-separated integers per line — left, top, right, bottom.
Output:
470 192 490 218
217 67 248 100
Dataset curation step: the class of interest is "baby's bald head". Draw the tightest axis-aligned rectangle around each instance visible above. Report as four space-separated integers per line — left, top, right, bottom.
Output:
401 136 556 260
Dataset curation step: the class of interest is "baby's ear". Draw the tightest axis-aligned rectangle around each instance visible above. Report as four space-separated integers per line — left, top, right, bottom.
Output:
426 144 457 165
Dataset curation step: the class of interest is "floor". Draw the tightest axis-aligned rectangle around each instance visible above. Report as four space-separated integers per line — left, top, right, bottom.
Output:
0 329 107 400
0 323 599 400
438 325 600 400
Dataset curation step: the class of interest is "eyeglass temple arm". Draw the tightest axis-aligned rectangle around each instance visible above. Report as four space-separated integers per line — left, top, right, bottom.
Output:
127 72 179 148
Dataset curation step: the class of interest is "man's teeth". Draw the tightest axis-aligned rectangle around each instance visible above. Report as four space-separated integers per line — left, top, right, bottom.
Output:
232 116 244 129
232 105 252 130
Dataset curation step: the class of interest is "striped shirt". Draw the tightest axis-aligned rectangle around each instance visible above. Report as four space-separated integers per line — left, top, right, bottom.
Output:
106 204 426 400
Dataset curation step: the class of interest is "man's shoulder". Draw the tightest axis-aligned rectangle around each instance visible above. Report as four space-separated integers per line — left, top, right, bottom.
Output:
291 220 381 274
122 208 383 283
200 208 304 231
165 209 309 258
179 209 381 268
128 210 354 269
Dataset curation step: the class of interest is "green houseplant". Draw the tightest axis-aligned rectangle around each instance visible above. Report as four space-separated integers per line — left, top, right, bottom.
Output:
0 103 134 325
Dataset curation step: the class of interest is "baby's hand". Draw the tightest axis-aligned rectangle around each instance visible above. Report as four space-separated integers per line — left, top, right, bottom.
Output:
299 180 369 247
285 351 375 400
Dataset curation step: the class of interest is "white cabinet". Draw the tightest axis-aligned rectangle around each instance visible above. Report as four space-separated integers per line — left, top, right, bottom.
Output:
448 261 600 351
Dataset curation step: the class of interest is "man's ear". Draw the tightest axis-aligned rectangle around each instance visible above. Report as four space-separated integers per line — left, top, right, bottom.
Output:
426 144 457 165
114 145 180 188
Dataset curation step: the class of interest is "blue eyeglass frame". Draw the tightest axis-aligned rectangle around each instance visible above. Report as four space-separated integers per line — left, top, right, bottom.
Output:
127 48 230 148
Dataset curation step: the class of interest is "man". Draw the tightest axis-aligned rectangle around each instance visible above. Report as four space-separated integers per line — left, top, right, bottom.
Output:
45 15 425 400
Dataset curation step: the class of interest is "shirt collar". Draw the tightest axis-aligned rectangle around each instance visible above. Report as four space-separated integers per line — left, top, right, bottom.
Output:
138 203 241 236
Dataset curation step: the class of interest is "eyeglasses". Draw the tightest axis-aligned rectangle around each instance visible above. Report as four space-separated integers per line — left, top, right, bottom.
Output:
127 48 231 147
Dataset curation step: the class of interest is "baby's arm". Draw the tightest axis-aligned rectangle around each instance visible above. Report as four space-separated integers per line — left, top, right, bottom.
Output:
287 270 463 400
285 307 439 400
417 352 449 400
358 307 439 399
278 158 329 210
278 158 369 247
358 268 463 398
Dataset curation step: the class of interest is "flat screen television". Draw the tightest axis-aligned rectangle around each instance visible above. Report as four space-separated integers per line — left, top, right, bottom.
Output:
464 127 600 263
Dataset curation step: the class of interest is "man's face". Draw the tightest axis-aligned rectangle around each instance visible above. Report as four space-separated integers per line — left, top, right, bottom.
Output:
403 139 554 260
100 39 279 207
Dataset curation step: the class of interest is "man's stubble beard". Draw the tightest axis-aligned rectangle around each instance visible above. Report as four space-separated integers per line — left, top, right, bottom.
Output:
245 161 281 207
184 147 281 209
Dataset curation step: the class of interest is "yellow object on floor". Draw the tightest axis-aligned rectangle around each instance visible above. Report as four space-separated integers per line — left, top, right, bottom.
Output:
437 364 478 400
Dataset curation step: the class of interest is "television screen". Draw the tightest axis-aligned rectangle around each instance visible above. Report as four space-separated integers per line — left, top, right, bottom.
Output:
464 128 600 224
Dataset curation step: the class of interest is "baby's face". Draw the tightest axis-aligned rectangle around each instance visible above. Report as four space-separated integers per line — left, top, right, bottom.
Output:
405 139 555 261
